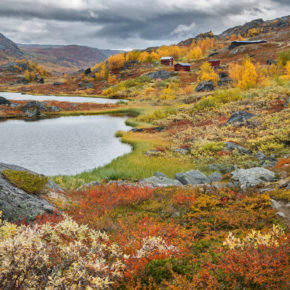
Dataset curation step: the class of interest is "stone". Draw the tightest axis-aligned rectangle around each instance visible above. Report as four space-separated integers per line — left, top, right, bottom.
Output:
173 148 189 155
77 181 101 191
256 151 267 161
195 80 215 92
174 170 210 186
266 59 277 65
218 72 232 86
140 172 182 187
0 96 11 105
47 106 61 112
145 70 172 80
284 97 289 108
226 111 254 125
209 172 222 182
53 82 63 86
225 142 251 155
9 103 19 108
231 167 276 189
0 162 58 222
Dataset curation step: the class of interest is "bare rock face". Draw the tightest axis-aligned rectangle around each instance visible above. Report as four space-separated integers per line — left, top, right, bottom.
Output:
0 163 58 222
231 167 276 189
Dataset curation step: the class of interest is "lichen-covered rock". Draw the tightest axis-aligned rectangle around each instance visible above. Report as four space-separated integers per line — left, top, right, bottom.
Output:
175 170 210 185
0 163 58 222
231 167 276 189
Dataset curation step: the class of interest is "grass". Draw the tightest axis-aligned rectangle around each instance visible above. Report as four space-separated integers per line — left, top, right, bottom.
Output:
53 132 195 190
2 169 48 195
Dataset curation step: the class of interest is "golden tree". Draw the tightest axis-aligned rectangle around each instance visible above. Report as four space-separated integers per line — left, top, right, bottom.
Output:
199 62 219 85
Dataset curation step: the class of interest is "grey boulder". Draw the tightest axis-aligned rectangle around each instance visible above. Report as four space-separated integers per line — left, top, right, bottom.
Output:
145 70 172 80
140 172 182 187
225 142 251 155
226 111 254 125
195 81 215 92
231 167 276 189
175 170 210 185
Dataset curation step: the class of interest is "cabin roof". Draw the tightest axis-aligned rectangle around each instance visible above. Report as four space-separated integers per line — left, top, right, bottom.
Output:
160 56 173 60
175 62 190 66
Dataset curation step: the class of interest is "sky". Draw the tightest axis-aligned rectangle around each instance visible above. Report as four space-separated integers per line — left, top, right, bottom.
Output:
0 0 289 50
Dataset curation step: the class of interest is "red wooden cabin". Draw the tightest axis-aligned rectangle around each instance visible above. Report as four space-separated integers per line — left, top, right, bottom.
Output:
208 60 220 67
160 56 173 66
174 63 191 72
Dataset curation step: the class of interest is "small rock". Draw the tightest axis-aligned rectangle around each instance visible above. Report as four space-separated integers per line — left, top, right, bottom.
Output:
226 111 254 125
175 170 210 186
140 173 182 187
173 148 189 155
277 212 286 218
256 151 267 161
0 96 11 105
225 142 251 155
209 172 222 182
47 106 61 112
195 80 215 92
145 70 172 80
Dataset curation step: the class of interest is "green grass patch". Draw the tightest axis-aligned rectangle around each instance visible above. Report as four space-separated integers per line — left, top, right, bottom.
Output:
2 169 48 195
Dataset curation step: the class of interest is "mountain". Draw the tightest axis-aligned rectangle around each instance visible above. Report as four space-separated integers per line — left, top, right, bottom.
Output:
0 33 23 62
178 15 290 46
18 44 123 73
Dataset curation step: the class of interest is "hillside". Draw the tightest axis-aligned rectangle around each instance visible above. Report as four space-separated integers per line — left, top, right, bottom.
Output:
19 44 123 73
0 33 23 63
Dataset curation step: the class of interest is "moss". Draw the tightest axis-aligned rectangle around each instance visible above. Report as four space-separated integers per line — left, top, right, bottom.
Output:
2 169 48 195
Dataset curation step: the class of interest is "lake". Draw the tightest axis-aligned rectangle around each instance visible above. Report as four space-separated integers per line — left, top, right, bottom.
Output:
0 92 123 104
0 115 131 176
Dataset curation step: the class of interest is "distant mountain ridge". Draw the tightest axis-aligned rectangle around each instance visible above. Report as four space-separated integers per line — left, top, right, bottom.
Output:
18 44 123 73
178 15 290 46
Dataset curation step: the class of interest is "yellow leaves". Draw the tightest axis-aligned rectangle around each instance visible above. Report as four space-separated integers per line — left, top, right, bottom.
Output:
229 57 269 89
187 46 203 61
199 62 219 85
107 53 125 71
223 224 286 249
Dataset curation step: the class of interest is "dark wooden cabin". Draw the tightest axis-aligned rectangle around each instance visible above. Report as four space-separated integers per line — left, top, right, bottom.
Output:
174 63 190 72
208 60 220 67
160 56 173 66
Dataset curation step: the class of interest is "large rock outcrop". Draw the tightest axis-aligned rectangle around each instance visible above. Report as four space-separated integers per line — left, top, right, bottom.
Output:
0 163 59 222
231 167 276 189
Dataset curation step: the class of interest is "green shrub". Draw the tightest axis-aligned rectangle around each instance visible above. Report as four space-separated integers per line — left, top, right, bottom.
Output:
278 49 290 66
2 169 48 195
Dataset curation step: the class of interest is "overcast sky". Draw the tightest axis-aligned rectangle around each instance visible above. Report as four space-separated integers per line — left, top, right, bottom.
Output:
0 0 289 50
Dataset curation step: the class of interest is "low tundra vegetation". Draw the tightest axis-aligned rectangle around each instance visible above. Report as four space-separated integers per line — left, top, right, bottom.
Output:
0 184 288 289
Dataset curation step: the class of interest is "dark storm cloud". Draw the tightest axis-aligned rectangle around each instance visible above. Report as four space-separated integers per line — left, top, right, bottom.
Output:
0 0 288 49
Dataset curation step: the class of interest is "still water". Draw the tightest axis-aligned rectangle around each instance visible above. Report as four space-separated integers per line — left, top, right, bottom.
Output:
0 115 131 176
0 92 123 104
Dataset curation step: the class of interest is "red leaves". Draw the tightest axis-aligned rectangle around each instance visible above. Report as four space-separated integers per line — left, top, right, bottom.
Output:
67 184 154 221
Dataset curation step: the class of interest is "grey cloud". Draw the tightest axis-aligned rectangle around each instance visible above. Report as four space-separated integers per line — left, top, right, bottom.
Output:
0 0 288 49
